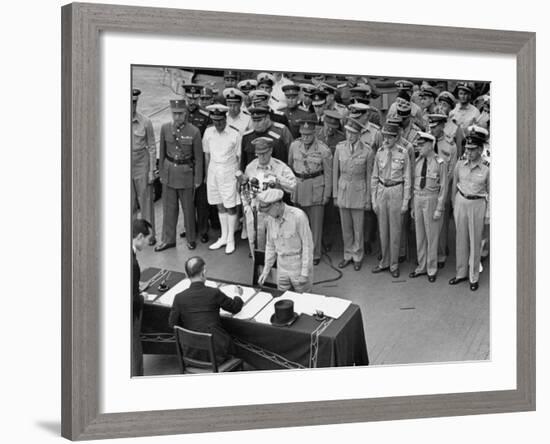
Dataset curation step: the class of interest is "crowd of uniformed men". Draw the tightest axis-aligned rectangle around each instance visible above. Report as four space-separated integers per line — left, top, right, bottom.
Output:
132 70 490 293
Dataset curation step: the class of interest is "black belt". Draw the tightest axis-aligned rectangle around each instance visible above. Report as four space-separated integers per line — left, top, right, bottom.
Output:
458 189 484 200
294 170 323 180
379 179 404 187
165 154 193 165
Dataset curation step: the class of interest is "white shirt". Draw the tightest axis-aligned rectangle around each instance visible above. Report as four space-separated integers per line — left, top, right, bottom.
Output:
271 75 293 110
202 125 242 165
227 111 252 135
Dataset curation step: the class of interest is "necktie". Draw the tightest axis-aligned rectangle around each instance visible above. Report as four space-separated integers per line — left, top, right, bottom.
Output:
420 157 427 189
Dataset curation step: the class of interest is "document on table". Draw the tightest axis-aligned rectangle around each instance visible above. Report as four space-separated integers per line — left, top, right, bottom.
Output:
278 291 351 319
233 292 273 320
154 278 190 307
253 297 279 324
205 280 219 288
218 284 257 304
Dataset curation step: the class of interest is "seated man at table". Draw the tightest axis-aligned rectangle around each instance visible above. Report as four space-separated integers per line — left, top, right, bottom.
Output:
257 188 314 293
168 256 244 363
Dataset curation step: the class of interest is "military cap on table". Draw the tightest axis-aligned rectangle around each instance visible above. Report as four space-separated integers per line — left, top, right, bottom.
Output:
427 113 448 127
257 187 284 204
437 91 456 107
248 106 270 121
257 72 275 87
395 79 414 91
169 99 187 112
323 110 342 129
251 136 274 153
282 84 300 96
414 131 436 144
344 117 366 133
223 87 246 102
381 123 401 136
206 104 229 120
181 83 202 99
311 90 328 106
237 79 258 93
132 88 141 101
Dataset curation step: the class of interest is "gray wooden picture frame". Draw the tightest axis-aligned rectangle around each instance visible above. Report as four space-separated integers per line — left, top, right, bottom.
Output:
61 2 536 440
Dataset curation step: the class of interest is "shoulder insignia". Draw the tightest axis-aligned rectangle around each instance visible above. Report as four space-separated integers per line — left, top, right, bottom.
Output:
243 128 254 136
444 134 456 145
267 130 281 140
272 122 285 129
397 146 407 154
368 122 380 130
199 109 210 117
482 159 490 167
272 109 284 116
337 83 347 88
228 124 239 132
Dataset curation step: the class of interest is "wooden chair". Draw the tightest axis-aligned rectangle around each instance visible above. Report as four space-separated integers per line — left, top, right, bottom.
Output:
173 326 243 374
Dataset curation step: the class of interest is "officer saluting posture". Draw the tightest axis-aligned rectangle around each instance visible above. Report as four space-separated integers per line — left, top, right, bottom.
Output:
449 129 490 291
155 99 203 252
371 123 412 278
288 118 333 265
258 188 314 293
408 132 448 282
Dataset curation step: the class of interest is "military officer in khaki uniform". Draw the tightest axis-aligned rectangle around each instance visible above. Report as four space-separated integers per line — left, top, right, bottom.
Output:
242 138 297 252
288 118 333 265
131 88 157 245
436 91 465 157
258 188 314 293
371 123 412 278
449 131 490 291
427 113 458 268
316 110 346 253
333 118 373 271
155 99 203 252
409 132 448 282
450 82 480 135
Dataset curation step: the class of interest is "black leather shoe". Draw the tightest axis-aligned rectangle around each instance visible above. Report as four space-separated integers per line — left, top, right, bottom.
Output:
200 233 209 243
449 276 468 285
187 241 197 250
372 265 389 274
148 237 157 246
154 242 175 252
179 231 186 238
391 269 400 278
353 261 362 271
338 259 352 269
398 256 406 263
470 281 479 291
428 274 437 283
409 271 427 278
437 261 445 269
313 258 321 266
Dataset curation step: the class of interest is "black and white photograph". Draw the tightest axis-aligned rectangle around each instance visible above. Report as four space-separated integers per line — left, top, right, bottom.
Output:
131 66 491 377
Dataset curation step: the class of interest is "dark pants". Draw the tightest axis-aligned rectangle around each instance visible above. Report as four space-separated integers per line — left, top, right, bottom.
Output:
194 182 210 235
161 185 196 243
322 199 340 250
132 314 143 376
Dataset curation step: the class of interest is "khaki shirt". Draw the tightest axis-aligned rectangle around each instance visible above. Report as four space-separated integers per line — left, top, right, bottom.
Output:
333 140 373 209
371 143 412 207
359 121 382 152
452 158 490 218
315 126 346 154
132 112 156 179
244 158 297 195
436 135 458 182
450 104 480 130
288 139 333 206
413 154 448 213
264 204 314 277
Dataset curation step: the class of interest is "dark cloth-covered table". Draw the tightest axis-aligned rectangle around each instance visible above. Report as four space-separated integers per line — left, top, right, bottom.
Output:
140 267 369 369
